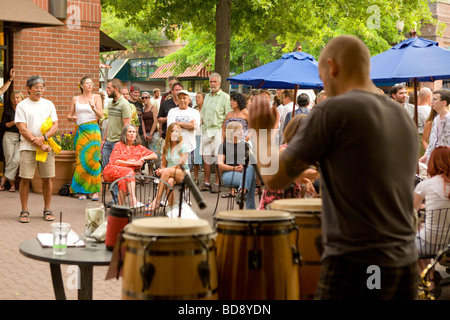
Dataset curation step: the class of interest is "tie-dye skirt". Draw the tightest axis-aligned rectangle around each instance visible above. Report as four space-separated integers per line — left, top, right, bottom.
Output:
70 121 102 194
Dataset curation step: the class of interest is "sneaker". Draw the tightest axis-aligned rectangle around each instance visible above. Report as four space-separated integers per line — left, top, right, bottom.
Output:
199 182 211 191
210 183 220 193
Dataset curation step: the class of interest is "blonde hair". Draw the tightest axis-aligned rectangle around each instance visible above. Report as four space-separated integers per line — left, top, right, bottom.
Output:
225 121 243 143
163 123 183 155
10 90 24 104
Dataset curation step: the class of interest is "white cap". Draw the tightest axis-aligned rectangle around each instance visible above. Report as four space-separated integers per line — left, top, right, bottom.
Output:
177 89 190 97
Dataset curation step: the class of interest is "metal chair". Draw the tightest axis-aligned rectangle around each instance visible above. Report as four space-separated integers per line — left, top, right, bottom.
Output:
109 174 173 220
417 208 450 299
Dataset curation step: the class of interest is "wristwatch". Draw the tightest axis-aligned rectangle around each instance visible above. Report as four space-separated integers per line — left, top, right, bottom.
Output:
44 134 48 141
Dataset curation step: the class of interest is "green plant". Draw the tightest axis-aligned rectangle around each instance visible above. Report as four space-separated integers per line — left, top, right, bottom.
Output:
53 131 75 151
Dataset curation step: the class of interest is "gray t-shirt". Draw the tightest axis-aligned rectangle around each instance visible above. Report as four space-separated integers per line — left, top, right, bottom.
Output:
284 90 418 267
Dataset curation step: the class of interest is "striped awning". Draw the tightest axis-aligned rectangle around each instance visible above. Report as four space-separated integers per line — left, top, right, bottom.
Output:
149 61 211 79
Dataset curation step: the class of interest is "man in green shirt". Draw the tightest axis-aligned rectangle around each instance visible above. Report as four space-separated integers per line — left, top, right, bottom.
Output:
101 79 132 168
200 73 231 193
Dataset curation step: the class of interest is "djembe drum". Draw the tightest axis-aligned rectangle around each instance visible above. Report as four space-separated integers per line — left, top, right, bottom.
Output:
215 210 300 300
269 198 322 300
121 217 218 300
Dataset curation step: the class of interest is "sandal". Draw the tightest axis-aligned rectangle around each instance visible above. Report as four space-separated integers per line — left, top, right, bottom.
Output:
91 194 99 201
0 184 5 191
9 187 15 192
78 195 87 200
43 209 55 221
221 192 234 198
19 211 30 223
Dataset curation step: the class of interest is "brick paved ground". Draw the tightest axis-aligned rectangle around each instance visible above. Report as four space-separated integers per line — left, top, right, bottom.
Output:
0 176 222 300
0 176 448 300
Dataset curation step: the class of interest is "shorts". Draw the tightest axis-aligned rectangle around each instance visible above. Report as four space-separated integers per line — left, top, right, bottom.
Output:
19 150 55 179
200 132 221 157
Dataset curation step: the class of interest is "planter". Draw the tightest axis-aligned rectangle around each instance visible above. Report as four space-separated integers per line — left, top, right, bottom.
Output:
32 150 76 195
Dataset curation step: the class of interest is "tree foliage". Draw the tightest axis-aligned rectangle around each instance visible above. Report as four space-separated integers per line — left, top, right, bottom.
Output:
101 0 442 75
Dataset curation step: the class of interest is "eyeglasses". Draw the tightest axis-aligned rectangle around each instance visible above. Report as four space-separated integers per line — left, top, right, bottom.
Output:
142 96 150 99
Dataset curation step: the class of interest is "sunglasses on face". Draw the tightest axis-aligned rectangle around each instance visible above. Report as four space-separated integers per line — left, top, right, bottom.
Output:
142 96 150 99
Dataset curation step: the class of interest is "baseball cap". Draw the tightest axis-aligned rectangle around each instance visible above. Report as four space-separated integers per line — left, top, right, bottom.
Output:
130 85 141 92
177 89 190 97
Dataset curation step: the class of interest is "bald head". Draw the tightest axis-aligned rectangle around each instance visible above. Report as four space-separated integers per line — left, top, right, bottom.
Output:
319 35 374 96
418 87 432 105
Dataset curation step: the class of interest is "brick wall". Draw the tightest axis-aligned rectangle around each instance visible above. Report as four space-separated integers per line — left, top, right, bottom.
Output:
12 0 101 133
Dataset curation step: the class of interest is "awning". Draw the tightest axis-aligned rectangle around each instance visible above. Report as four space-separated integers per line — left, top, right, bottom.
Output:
99 59 129 82
0 0 65 29
149 61 211 79
100 31 127 52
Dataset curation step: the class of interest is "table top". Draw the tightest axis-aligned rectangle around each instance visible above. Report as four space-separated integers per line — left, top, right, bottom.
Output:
19 238 112 266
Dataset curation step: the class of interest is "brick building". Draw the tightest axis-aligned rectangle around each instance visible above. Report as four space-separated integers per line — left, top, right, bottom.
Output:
5 0 102 133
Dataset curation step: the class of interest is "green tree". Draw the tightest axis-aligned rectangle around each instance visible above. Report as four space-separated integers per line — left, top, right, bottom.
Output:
100 10 164 81
101 0 441 92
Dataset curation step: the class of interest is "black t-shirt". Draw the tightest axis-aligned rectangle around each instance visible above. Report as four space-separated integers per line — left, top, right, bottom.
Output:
218 141 249 166
285 90 418 267
157 98 177 139
1 107 19 134
129 100 144 135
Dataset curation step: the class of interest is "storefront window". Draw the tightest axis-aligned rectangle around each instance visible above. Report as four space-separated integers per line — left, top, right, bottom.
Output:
129 58 158 81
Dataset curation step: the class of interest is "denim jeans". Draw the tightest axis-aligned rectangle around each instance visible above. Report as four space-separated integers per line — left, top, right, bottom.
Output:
222 165 256 209
102 141 118 198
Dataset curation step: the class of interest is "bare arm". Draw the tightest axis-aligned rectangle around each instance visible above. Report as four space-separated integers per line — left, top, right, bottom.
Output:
67 96 78 123
249 95 309 190
176 119 195 131
122 117 131 127
0 69 15 96
90 94 104 119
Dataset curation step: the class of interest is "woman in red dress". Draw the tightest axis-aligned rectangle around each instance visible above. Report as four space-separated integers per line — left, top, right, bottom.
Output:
103 124 157 207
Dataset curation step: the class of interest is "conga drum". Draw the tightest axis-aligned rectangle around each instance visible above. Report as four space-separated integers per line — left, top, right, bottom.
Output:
269 198 322 300
215 210 300 300
121 217 218 300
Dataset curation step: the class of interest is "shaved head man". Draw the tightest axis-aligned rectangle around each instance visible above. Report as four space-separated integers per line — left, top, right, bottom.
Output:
249 35 419 300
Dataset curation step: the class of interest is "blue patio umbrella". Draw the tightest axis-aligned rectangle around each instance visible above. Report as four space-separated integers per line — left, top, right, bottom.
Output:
370 36 450 125
228 51 323 90
227 51 323 117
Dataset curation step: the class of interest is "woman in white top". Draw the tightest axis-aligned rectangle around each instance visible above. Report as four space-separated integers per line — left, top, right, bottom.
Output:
67 77 103 200
414 146 450 279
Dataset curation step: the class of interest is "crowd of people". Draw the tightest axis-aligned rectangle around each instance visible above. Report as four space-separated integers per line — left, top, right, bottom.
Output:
2 35 450 299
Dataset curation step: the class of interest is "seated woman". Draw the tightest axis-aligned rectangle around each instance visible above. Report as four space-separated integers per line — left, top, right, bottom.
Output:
218 121 256 209
258 114 319 209
103 124 157 207
222 92 250 142
150 123 190 210
414 146 450 271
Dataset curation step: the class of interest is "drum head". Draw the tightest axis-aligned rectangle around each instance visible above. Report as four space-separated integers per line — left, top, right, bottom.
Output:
126 217 213 237
269 198 322 212
216 210 293 222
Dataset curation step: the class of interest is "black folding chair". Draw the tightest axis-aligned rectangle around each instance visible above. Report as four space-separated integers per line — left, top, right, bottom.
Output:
109 174 173 220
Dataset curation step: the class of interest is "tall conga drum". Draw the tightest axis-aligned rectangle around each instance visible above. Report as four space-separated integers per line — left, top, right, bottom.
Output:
121 217 218 300
269 198 322 300
215 210 300 300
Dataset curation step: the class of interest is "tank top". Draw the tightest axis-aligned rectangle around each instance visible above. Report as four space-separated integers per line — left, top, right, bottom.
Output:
142 106 155 133
75 96 97 125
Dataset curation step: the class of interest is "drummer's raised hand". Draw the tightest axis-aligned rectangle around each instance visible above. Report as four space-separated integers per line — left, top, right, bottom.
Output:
248 95 278 134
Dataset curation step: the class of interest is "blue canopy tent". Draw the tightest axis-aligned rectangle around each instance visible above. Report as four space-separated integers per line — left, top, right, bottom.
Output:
227 51 323 118
370 36 450 126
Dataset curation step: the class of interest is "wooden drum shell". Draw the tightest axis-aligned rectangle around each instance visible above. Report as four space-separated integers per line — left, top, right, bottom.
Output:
121 218 218 300
215 210 300 300
270 199 322 300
